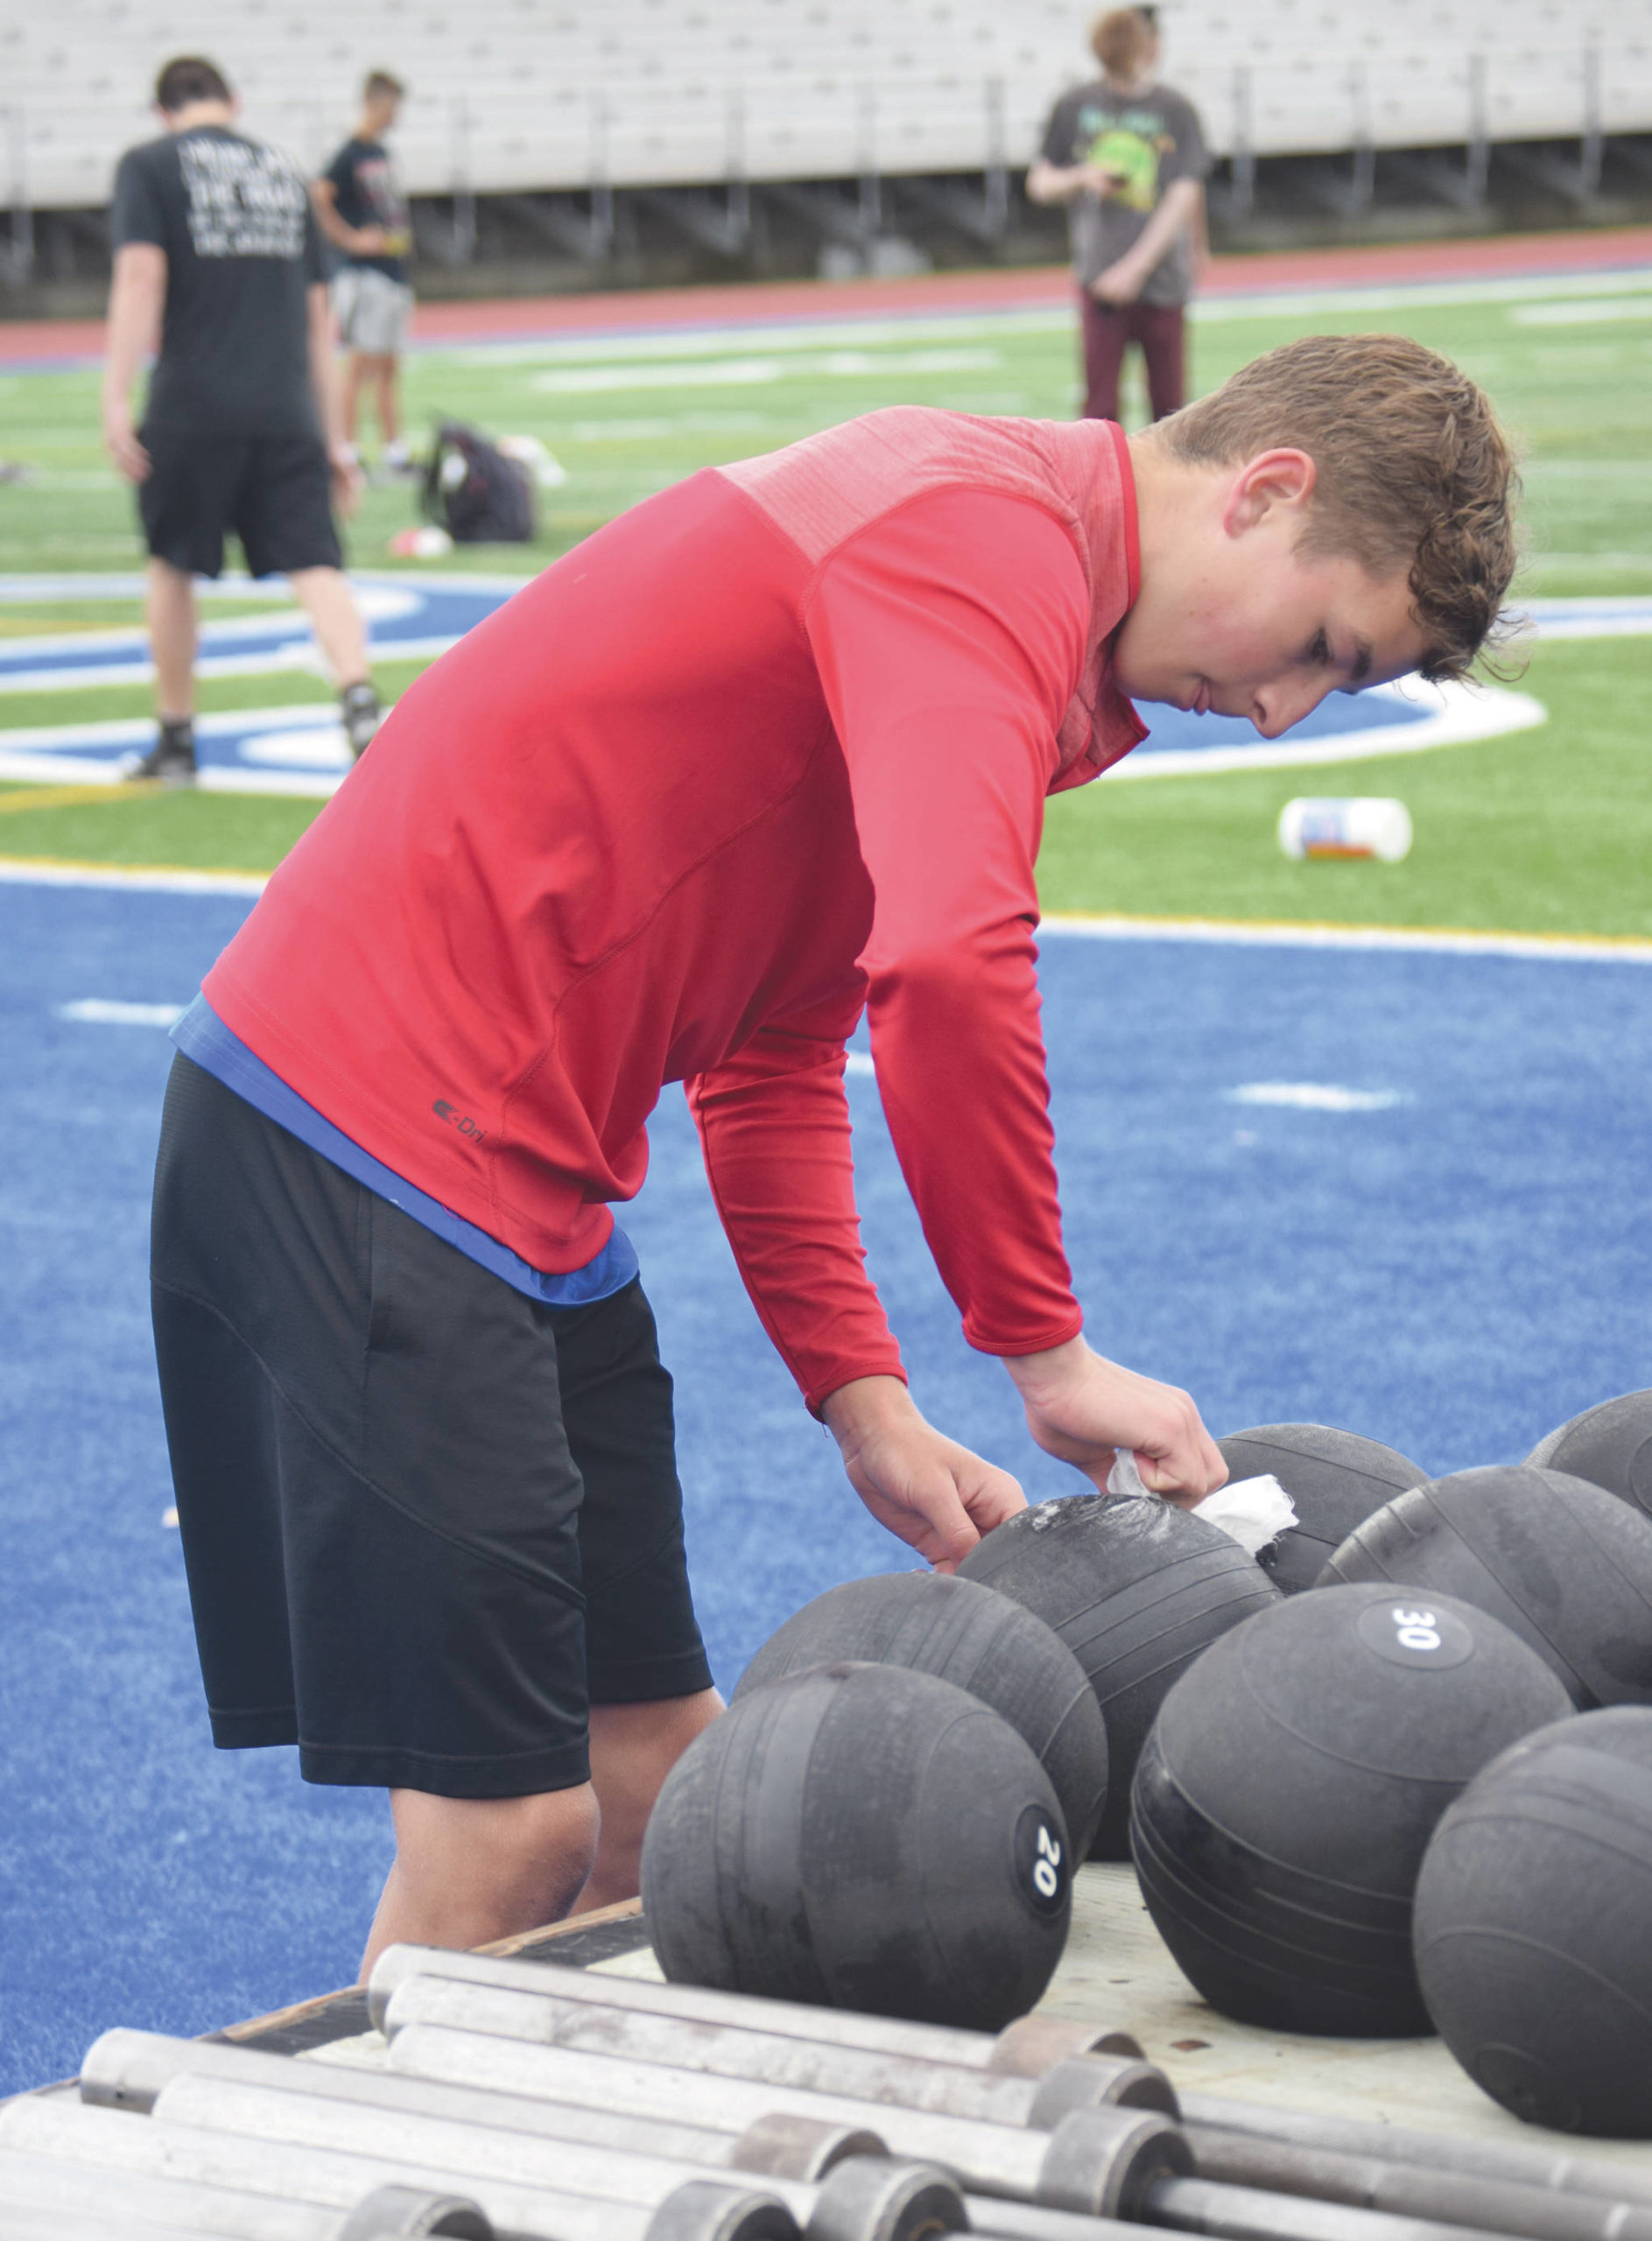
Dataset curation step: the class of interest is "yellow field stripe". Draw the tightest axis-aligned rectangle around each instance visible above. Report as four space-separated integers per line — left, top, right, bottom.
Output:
0 854 268 893
0 783 148 816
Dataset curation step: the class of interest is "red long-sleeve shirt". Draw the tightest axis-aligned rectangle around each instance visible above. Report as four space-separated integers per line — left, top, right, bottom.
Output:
205 408 1144 1411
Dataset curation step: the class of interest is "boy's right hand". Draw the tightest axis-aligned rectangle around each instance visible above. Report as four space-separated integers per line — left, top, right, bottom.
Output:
1080 161 1129 197
822 1373 1026 1572
102 397 150 484
1005 1336 1227 1508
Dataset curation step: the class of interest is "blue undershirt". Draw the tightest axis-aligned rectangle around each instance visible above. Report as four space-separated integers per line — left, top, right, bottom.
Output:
171 994 639 1309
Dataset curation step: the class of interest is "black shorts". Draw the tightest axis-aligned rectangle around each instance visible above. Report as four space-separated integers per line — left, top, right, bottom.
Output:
150 1054 711 1797
138 421 343 580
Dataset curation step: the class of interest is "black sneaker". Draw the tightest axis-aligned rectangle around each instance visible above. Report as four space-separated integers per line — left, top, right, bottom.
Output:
341 681 383 762
123 720 197 786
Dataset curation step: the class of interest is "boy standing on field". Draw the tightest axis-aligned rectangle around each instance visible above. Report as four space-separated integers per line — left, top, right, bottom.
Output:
1029 7 1209 424
103 56 383 783
149 335 1516 1976
314 74 416 477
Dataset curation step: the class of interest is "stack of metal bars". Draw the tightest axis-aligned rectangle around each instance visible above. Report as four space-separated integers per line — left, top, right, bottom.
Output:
4 1940 1652 2241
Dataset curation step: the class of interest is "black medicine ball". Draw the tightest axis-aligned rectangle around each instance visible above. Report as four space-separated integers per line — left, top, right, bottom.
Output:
733 1570 1108 1853
1131 1583 1575 2035
1321 1464 1652 1708
1217 1423 1425 1595
641 1662 1072 2030
958 1494 1278 1859
1528 1389 1652 1524
1415 1707 1652 2136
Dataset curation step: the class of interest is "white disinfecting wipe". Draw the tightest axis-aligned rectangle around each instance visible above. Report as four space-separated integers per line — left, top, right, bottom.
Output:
1107 1449 1297 1556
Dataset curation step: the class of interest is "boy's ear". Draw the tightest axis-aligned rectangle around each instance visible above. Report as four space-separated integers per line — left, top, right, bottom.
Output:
1222 448 1318 537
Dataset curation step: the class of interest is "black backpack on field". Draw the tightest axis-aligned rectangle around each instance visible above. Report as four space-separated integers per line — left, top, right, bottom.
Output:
422 419 536 544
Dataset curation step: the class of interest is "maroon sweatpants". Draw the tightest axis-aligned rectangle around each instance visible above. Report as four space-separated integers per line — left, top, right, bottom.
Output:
1079 294 1186 423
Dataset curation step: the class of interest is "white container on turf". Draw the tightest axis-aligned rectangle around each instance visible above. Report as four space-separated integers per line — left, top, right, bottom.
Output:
1278 798 1413 862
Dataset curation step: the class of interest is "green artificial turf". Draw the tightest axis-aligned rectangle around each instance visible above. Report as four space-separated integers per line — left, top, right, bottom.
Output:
0 657 430 736
0 596 287 635
4 283 1650 593
2 260 1648 928
0 781 320 873
1038 637 1652 938
3 637 1643 937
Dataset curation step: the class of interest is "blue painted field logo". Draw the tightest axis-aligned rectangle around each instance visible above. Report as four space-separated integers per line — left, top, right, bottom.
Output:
11 580 1652 797
0 573 522 797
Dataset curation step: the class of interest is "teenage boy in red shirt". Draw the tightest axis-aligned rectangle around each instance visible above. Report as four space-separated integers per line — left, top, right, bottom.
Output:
151 334 1516 1972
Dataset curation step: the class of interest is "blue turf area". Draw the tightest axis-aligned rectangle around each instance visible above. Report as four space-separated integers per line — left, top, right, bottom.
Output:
2 874 1649 2092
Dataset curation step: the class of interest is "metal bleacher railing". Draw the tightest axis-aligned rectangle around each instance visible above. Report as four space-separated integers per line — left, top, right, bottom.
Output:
3 0 1651 282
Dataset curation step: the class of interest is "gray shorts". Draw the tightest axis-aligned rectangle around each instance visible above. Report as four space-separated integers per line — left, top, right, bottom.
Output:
334 265 414 355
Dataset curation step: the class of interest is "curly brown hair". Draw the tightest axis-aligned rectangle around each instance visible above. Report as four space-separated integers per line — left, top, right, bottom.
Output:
1158 334 1521 684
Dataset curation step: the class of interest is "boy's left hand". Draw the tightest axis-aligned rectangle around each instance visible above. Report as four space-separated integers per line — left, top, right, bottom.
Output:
822 1374 1026 1571
1006 1336 1227 1507
1091 256 1148 306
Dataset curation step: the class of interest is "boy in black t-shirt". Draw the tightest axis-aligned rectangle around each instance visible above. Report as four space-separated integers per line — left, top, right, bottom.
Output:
1028 7 1209 425
315 74 415 478
102 56 383 783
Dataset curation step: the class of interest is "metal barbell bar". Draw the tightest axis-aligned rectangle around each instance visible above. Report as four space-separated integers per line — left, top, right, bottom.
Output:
0 2098 808 2241
367 1945 1140 2077
376 1971 1168 2125
1179 2097 1652 2214
0 2149 493 2241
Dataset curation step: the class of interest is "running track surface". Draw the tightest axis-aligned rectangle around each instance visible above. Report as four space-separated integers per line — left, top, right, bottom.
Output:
1 869 1648 2091
5 224 1652 368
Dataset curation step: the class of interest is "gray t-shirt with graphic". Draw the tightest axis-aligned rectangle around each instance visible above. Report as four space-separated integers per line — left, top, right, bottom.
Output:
1038 79 1208 307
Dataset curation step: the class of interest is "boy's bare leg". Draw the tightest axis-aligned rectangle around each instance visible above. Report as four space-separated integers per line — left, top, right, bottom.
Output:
288 565 370 690
341 351 364 446
574 1687 723 1915
360 1783 601 1981
367 353 400 446
145 558 197 719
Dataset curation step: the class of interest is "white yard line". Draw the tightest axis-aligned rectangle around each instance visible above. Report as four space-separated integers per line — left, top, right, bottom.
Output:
1041 914 1652 965
432 264 1652 368
56 998 185 1026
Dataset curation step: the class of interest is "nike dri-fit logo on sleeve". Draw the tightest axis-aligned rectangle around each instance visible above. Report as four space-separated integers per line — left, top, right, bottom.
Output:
432 1098 486 1144
180 138 308 260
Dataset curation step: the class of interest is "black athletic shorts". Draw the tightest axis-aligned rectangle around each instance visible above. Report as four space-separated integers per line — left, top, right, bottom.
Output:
150 1053 711 1797
137 420 343 580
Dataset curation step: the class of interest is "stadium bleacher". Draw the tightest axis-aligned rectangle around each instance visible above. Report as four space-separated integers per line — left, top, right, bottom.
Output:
4 0 1649 224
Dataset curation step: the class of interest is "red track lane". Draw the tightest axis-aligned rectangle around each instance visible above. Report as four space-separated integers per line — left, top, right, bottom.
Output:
5 224 1652 369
